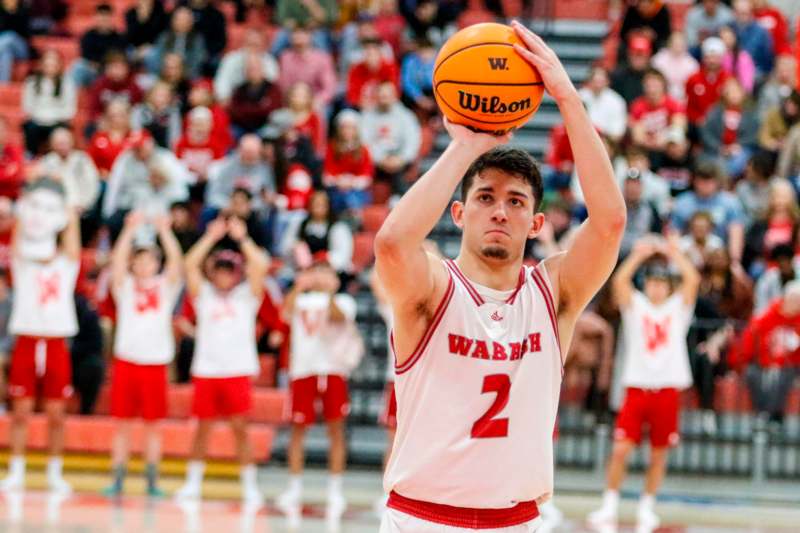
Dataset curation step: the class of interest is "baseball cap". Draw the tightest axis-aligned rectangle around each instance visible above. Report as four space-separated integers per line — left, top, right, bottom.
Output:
628 35 652 55
701 37 726 57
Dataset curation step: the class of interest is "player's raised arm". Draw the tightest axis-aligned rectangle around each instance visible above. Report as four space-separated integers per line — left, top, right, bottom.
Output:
663 232 700 307
374 121 510 364
153 214 185 285
110 211 146 288
227 216 269 299
184 218 227 298
611 239 656 309
512 21 626 319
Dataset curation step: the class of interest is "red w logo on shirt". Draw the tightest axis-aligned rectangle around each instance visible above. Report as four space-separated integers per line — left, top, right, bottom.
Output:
210 300 236 321
37 272 60 305
643 316 671 353
134 286 160 313
300 309 326 335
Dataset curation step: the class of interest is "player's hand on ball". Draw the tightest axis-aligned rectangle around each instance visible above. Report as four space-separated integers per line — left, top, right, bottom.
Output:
511 20 576 103
444 117 512 152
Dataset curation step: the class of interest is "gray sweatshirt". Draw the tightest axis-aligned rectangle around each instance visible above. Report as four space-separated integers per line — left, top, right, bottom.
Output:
360 103 422 165
204 154 275 210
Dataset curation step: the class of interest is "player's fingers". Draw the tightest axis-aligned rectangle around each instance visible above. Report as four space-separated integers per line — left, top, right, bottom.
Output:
513 43 546 70
510 20 544 54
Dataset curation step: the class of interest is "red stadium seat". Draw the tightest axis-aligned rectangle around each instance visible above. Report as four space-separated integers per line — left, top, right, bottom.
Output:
369 181 392 206
352 231 375 272
361 204 389 233
31 37 80 66
0 83 22 107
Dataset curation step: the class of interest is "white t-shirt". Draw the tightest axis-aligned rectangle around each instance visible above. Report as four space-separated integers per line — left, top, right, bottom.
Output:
289 291 358 379
113 275 182 365
620 291 694 389
9 254 79 337
191 281 260 378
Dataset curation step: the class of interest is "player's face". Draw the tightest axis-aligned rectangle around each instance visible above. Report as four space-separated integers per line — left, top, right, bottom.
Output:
210 267 239 291
131 250 160 279
644 277 671 304
452 169 543 263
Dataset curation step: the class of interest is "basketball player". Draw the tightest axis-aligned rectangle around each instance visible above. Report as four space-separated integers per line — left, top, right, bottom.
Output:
0 178 80 494
174 216 269 506
588 234 699 530
277 256 360 528
375 21 627 532
103 211 184 498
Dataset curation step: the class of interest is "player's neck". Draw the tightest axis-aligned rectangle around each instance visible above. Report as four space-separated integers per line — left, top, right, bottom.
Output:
454 252 522 292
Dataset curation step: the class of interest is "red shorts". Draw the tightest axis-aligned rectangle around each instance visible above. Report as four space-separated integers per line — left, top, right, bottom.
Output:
288 375 349 426
615 387 680 448
379 381 397 429
8 336 73 400
110 358 168 421
192 376 252 419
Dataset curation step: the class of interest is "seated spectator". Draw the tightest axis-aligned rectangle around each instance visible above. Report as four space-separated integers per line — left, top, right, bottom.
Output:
70 3 127 87
180 0 227 70
323 110 373 214
729 0 774 79
699 77 759 178
131 81 182 148
147 6 207 79
186 78 233 154
125 0 169 63
743 178 799 276
759 90 800 156
170 201 200 252
777 121 800 183
615 147 671 217
685 37 730 129
175 106 228 188
214 28 279 104
654 126 694 195
21 49 76 156
360 81 421 192
217 187 271 251
579 66 627 143
0 116 24 199
680 211 725 269
271 0 337 56
757 54 796 120
40 128 100 215
618 0 671 61
619 171 663 258
671 161 745 264
228 55 282 137
752 0 790 56
282 190 353 276
103 130 191 238
731 280 800 427
753 243 800 311
719 25 756 93
651 32 698 102
346 37 399 110
281 82 325 156
0 198 12 270
629 68 686 167
684 0 734 49
544 123 575 193
736 151 774 225
204 134 275 217
159 52 192 112
399 38 437 120
88 99 134 177
611 35 652 104
277 26 337 112
400 0 461 46
88 52 144 124
697 247 753 321
338 13 397 80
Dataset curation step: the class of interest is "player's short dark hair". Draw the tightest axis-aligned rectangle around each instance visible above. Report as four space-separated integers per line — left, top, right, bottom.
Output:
461 146 543 211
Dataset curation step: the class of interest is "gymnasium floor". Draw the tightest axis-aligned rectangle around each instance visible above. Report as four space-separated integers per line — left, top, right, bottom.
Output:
0 467 798 532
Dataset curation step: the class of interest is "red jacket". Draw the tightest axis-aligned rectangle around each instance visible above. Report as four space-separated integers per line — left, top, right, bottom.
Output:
346 59 400 108
87 131 132 174
89 75 143 119
175 134 228 176
685 68 730 124
729 299 800 369
754 6 790 56
545 124 573 169
323 145 374 190
0 143 25 199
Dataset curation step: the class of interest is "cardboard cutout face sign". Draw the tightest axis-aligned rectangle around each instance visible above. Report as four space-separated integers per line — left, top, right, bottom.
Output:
16 179 68 261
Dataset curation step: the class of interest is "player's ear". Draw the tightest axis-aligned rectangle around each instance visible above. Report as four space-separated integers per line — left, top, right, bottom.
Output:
451 201 465 229
528 212 545 239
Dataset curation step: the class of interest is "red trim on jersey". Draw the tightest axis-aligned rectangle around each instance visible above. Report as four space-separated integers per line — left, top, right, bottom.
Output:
445 260 484 306
387 491 540 529
531 266 563 369
506 267 526 305
394 275 455 375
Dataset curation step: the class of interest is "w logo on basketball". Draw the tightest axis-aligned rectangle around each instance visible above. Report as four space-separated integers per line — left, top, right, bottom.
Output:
488 57 508 70
643 316 670 352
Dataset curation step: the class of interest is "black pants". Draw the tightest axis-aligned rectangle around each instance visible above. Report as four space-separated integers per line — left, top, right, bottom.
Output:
745 365 798 419
22 120 67 156
71 357 105 415
690 350 727 410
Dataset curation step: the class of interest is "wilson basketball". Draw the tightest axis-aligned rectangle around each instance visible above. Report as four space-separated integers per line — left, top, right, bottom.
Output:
433 23 544 133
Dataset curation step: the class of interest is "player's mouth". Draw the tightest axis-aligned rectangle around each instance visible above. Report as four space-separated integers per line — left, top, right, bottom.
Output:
486 229 510 237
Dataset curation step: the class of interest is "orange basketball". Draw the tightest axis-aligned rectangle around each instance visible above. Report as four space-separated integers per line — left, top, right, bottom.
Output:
433 23 544 133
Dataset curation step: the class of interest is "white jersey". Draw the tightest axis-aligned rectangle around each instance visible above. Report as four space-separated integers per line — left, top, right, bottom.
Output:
620 291 693 389
377 301 394 382
113 275 182 365
384 260 563 508
191 281 260 378
9 254 78 337
289 291 358 379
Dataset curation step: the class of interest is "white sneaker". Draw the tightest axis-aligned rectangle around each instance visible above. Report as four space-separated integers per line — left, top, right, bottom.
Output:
242 485 264 509
47 477 72 496
275 489 301 530
636 506 660 530
325 492 346 532
0 475 23 492
174 482 201 501
587 505 617 527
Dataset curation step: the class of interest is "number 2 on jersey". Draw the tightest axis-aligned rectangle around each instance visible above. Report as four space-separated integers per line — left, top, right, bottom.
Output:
471 374 510 438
